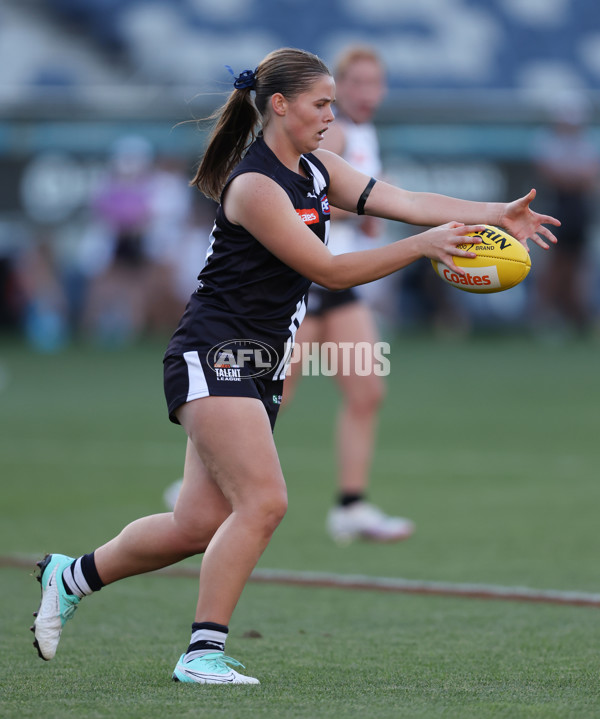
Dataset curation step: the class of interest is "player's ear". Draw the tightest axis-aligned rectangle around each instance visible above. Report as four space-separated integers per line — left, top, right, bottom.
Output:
271 93 287 117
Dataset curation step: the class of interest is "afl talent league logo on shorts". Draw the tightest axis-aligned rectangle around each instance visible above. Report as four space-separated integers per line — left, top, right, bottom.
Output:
208 339 279 380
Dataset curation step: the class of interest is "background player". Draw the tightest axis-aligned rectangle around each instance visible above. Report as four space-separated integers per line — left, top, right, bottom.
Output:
283 46 414 544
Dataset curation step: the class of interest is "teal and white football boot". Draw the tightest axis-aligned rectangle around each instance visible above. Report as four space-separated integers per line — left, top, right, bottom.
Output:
173 652 260 685
31 554 80 660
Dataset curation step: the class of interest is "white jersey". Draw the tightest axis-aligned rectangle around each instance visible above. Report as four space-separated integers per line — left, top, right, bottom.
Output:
327 119 382 256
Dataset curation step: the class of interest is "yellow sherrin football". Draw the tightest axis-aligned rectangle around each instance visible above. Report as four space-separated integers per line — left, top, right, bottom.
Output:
430 225 531 294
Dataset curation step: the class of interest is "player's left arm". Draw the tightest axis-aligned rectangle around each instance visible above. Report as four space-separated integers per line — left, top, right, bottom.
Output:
316 150 560 250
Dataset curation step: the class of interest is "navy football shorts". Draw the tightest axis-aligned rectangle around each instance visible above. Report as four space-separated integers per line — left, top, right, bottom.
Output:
163 350 283 431
306 285 360 317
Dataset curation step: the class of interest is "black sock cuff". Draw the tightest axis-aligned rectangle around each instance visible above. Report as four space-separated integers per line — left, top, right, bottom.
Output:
339 492 365 507
81 552 105 592
191 621 229 634
61 565 76 596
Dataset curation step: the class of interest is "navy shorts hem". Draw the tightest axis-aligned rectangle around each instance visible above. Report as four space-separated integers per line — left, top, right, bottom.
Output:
306 286 360 317
163 351 283 431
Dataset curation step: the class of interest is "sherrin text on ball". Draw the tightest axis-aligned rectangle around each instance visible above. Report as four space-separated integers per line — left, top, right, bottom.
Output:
431 225 531 294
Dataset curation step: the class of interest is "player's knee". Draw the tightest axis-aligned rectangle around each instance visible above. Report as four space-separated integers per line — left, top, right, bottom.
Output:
173 510 229 553
263 492 288 533
370 377 386 409
247 487 288 536
347 376 385 415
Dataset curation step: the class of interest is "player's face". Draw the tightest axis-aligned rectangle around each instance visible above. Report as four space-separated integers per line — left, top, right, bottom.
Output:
336 59 386 124
285 75 336 153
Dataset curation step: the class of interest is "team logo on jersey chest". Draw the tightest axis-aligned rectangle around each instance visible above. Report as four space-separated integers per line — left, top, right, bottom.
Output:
320 195 330 214
296 208 319 225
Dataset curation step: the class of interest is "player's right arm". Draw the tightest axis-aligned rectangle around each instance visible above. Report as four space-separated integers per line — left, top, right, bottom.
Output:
223 172 482 289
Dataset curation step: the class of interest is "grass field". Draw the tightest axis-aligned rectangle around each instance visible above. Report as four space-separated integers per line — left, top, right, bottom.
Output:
1 332 599 718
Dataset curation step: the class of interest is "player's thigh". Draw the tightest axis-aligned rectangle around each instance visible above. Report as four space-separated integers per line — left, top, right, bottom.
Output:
176 396 287 513
322 302 385 405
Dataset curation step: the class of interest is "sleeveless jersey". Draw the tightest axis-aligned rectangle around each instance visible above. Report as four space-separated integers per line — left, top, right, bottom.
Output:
165 136 330 381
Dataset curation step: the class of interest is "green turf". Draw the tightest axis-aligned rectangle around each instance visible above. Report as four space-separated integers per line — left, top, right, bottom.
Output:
1 334 599 718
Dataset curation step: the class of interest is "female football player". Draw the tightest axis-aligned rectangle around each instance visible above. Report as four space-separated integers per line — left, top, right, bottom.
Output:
33 47 558 685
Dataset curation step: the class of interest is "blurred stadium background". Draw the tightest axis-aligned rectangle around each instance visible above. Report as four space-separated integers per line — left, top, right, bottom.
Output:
4 7 600 714
1 0 600 348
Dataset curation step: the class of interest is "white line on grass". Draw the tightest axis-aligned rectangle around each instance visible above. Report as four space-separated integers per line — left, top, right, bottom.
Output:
4 553 600 608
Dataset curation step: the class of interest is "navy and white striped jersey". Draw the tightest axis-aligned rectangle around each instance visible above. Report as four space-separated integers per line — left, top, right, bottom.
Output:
165 136 330 381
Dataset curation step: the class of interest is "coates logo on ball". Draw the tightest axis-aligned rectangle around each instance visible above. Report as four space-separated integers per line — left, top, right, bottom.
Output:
208 339 279 381
439 264 501 291
430 225 531 294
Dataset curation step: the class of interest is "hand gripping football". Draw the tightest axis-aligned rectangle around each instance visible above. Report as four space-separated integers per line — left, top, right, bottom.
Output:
431 225 531 294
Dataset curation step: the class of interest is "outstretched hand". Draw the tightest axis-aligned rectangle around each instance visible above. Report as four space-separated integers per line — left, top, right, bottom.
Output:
500 189 560 250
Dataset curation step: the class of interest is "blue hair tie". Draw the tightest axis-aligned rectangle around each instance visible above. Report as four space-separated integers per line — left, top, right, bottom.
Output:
225 65 257 90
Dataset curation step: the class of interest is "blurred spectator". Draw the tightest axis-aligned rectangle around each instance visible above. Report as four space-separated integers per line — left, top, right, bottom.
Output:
141 154 197 332
533 96 600 337
167 194 218 307
13 234 70 352
80 137 192 345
